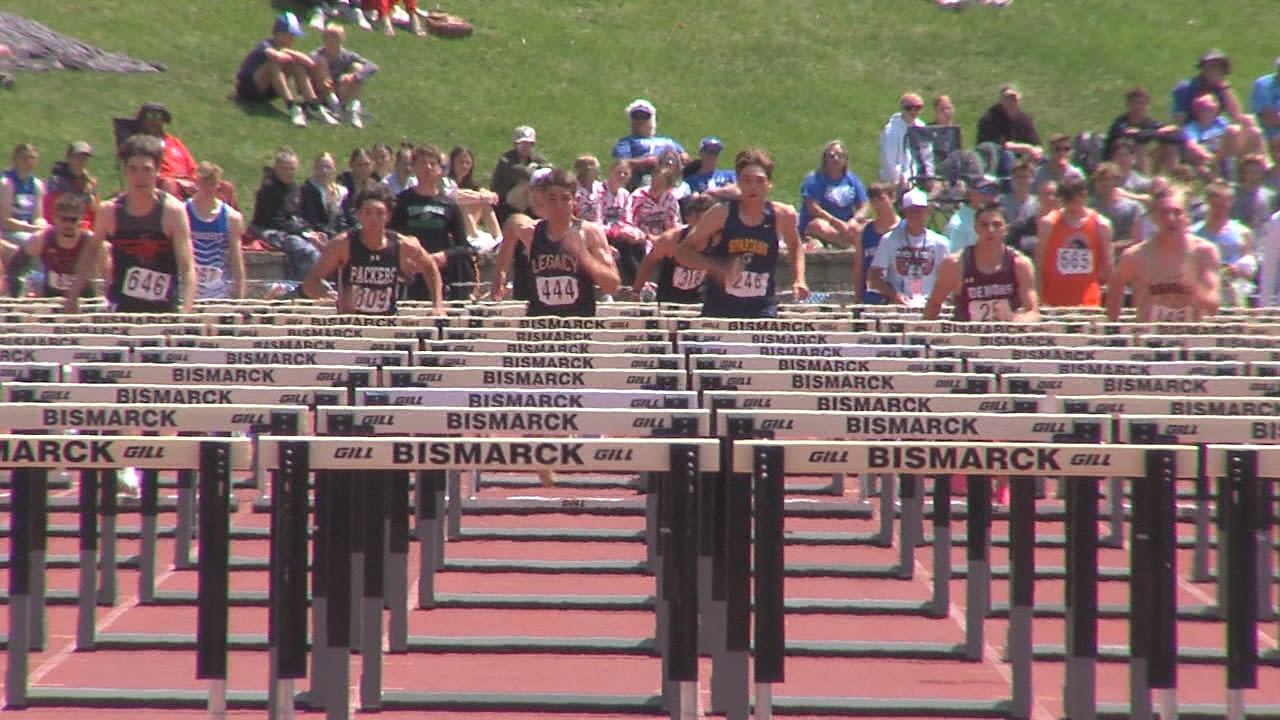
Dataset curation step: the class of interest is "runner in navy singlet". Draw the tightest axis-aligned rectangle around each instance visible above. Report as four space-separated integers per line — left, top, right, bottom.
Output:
185 162 246 300
302 184 444 315
924 203 1039 322
26 195 107 298
64 135 195 313
631 194 715 305
675 147 809 318
506 167 620 317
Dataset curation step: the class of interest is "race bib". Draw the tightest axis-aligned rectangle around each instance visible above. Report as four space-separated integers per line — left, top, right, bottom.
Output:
968 298 1012 322
196 265 224 290
535 275 580 306
1150 304 1191 322
672 265 705 291
46 270 75 292
350 285 392 314
121 266 172 302
727 270 768 298
1055 247 1094 275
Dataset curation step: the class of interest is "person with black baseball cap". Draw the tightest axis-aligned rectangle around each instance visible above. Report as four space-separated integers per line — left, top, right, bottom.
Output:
1171 48 1242 126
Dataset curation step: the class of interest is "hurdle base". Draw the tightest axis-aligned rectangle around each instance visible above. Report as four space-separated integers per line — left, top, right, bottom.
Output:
443 558 648 574
458 526 645 542
988 600 1223 621
783 598 934 616
1095 703 1280 720
1033 644 1280 665
760 695 1010 717
377 690 665 713
784 640 966 659
23 687 271 709
149 590 659 610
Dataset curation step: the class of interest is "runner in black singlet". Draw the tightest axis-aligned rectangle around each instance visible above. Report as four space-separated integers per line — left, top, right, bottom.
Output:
924 203 1038 322
632 194 715 305
302 184 444 315
64 135 195 313
675 148 809 318
506 167 620 317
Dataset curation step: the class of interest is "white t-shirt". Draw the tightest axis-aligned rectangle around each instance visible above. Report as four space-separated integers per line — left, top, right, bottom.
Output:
871 224 952 302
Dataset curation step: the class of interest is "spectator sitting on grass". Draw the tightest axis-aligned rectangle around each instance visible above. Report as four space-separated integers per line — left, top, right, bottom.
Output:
612 99 687 191
798 140 868 250
1102 87 1184 168
234 12 338 128
370 142 394 181
43 141 98 232
250 147 327 281
310 23 376 129
133 102 238 207
1251 57 1280 141
932 94 957 128
976 84 1043 174
1171 49 1242 126
880 92 929 188
1182 93 1240 180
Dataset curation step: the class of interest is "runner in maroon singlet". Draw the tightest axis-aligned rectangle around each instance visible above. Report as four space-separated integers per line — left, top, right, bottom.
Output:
25 194 109 298
924 203 1039 321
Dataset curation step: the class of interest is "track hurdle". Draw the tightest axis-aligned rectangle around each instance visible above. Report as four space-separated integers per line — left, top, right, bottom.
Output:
2 435 251 714
256 436 719 720
730 440 1197 720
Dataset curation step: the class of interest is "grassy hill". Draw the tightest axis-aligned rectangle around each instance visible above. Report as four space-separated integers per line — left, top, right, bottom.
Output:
3 0 1277 212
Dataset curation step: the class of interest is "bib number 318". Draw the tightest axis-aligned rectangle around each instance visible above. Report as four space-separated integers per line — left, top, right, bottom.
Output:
122 267 172 301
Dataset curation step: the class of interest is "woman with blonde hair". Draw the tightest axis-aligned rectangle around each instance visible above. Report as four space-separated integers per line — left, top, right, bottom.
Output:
301 152 349 238
573 155 604 222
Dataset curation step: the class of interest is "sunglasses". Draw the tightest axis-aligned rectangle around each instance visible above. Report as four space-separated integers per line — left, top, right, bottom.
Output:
902 104 923 111
824 151 846 159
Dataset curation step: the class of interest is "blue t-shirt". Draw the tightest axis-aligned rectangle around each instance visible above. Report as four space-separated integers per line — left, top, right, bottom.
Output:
684 169 736 195
1251 73 1280 139
1182 116 1230 151
860 219 900 304
798 170 868 232
611 135 685 161
1171 76 1228 120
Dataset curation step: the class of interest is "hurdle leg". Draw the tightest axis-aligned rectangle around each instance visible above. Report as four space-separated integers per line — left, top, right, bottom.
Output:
931 476 951 618
897 474 920 578
1257 476 1275 621
387 471 410 653
753 447 785 720
174 469 197 568
1190 474 1212 582
6 468 33 709
196 442 232 720
97 469 119 606
348 477 365 652
272 441 310 720
417 470 443 608
359 473 387 710
308 472 330 710
964 476 991 660
326 480 354 720
876 473 895 547
1101 476 1124 548
76 469 99 649
826 472 843 496
1007 477 1036 719
1224 450 1258 720
1217 475 1229 612
434 483 446 570
860 471 874 500
138 468 159 604
29 469 48 650
1064 476 1098 720
644 472 658 571
446 468 462 541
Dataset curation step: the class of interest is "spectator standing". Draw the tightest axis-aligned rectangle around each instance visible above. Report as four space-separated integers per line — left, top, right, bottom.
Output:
1035 177 1114 308
391 144 478 301
880 92 929 188
300 152 350 239
1193 181 1256 306
310 24 376 128
1090 162 1144 249
250 148 326 282
680 137 738 200
859 183 900 304
868 188 949 307
1232 154 1277 233
1171 49 1242 125
945 176 1002 252
976 84 1043 171
798 141 868 249
1259 205 1280 307
234 12 338 128
491 126 548 224
185 163 246 300
44 142 98 232
612 99 687 191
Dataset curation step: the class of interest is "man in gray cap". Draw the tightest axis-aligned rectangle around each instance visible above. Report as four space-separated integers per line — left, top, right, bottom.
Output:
490 125 547 223
43 141 98 231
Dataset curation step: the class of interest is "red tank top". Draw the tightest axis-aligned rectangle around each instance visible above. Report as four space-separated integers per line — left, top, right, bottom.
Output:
954 245 1019 321
1039 209 1104 307
39 227 90 296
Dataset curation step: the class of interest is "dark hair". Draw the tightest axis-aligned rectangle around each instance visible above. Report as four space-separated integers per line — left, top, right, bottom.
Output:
1056 176 1088 201
118 134 164 166
973 202 1007 224
734 147 774 179
1125 86 1150 102
409 143 440 165
866 182 897 201
1012 159 1036 175
54 193 86 216
684 194 717 220
1108 138 1137 158
449 146 476 189
533 166 576 192
353 184 396 213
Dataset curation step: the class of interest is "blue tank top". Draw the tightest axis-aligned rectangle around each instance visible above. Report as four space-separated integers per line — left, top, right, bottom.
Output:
186 199 231 299
701 200 779 318
1192 219 1247 265
3 168 37 224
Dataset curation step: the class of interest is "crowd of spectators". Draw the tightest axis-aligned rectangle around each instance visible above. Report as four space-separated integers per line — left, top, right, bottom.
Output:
9 24 1280 309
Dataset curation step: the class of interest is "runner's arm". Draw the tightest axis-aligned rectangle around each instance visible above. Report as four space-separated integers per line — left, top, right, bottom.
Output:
633 227 677 293
301 233 348 303
492 219 533 301
922 253 961 320
164 195 197 313
1106 247 1137 321
674 203 730 279
1010 252 1041 322
1192 242 1222 316
63 201 112 312
402 235 445 314
776 202 809 300
227 208 247 299
1095 215 1114 285
575 222 621 295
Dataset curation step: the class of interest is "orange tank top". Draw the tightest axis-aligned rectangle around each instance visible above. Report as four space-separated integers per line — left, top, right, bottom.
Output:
1039 209 1103 307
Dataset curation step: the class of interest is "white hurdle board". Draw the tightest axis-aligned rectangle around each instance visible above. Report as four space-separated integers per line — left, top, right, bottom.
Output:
316 406 709 436
704 391 1046 413
0 434 252 470
7 382 346 406
0 403 310 434
716 411 1109 442
357 387 697 409
383 367 684 390
413 352 683 370
66 363 376 387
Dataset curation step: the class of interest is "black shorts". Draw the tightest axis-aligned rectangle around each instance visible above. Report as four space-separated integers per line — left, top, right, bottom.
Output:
235 76 277 103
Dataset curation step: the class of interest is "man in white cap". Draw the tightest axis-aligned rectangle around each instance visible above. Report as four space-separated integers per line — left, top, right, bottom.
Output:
612 99 687 190
490 125 547 223
868 188 951 307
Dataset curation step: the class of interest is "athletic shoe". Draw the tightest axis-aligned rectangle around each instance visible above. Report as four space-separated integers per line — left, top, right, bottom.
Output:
307 7 327 31
347 101 364 129
119 466 142 500
310 104 341 126
390 5 411 25
289 104 308 128
344 4 373 30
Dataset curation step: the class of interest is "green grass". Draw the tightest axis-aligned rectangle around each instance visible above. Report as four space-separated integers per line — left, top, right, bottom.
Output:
2 0 1277 214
